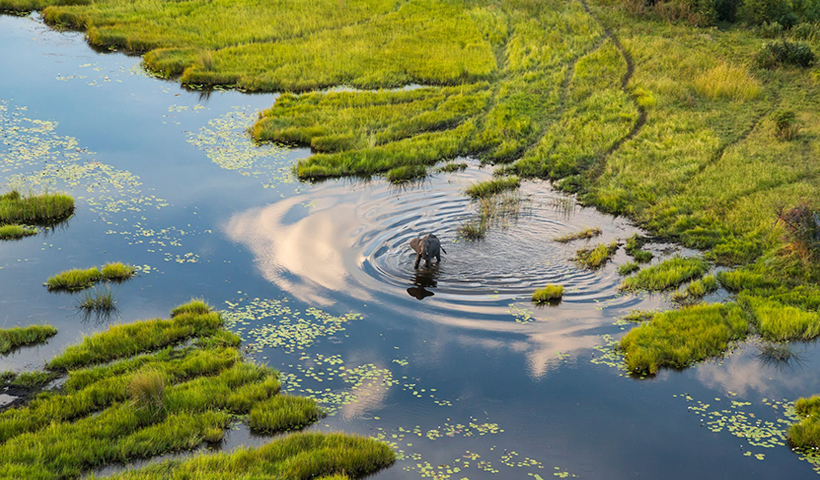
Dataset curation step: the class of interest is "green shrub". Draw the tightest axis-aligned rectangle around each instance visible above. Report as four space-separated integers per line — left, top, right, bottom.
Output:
758 20 785 37
790 22 819 40
756 40 816 68
740 0 797 27
532 285 563 304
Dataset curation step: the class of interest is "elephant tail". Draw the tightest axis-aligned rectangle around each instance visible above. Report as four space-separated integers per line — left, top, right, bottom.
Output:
440 246 447 254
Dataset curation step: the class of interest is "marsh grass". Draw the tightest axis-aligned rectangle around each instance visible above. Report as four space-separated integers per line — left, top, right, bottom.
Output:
77 287 117 314
457 219 487 240
248 395 322 433
0 190 74 226
756 342 804 370
437 162 467 173
789 396 820 449
0 302 393 478
46 267 102 291
740 293 820 341
672 275 719 303
170 298 212 317
11 371 58 389
622 310 655 323
101 262 136 282
624 234 653 263
619 262 640 276
717 269 781 291
619 304 749 374
620 257 709 291
0 224 37 240
554 227 602 243
0 325 57 355
574 241 619 270
458 189 530 240
532 285 563 304
387 165 427 184
464 176 520 199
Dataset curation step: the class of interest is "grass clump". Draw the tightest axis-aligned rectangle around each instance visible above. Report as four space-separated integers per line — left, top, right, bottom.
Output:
101 262 136 282
693 62 762 101
77 287 117 314
620 257 709 292
622 310 655 323
248 395 322 433
554 227 602 243
464 176 520 199
437 162 468 173
387 165 427 184
672 275 720 303
0 190 74 226
458 219 487 240
0 224 37 240
620 304 749 374
170 298 213 317
624 234 653 263
789 396 820 450
717 269 781 291
0 325 57 355
11 371 58 389
532 285 563 304
46 267 102 291
574 241 619 270
130 370 165 413
773 109 799 140
740 293 820 341
619 262 640 276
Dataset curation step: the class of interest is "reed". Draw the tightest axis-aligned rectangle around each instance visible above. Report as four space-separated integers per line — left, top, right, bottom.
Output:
0 190 73 226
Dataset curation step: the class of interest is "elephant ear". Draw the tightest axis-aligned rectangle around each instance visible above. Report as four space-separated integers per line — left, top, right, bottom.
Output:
409 238 422 254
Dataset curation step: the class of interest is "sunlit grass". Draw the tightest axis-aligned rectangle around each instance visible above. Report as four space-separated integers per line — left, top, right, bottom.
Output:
693 62 762 101
620 257 709 291
554 227 602 243
620 304 749 374
248 395 322 433
46 267 103 291
739 293 820 341
101 262 136 282
789 396 820 450
532 285 563 304
619 262 640 276
170 298 213 318
0 190 73 226
0 224 37 240
464 176 521 199
574 241 619 270
0 325 57 355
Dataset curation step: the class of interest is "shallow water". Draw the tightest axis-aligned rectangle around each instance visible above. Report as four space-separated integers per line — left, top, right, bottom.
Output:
1 13 819 479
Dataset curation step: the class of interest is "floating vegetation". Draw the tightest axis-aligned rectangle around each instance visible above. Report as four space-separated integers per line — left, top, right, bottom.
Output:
620 304 748 374
46 267 102 291
509 304 535 324
464 176 521 199
574 241 619 270
222 297 361 354
624 234 653 263
554 226 601 243
0 224 37 240
0 190 74 226
590 335 628 375
532 285 563 304
100 262 136 282
187 106 295 190
620 256 709 292
621 310 655 323
0 301 394 478
0 325 57 355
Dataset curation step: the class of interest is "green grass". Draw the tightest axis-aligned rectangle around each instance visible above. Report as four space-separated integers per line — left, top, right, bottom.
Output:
464 177 521 199
0 224 37 240
437 162 468 173
11 371 58 389
739 292 820 341
554 227 602 243
532 285 564 304
101 262 136 282
619 303 749 374
672 275 720 303
619 262 640 276
458 219 487 240
621 310 655 323
574 241 619 270
620 256 709 291
248 395 322 433
717 269 781 292
0 302 394 479
0 190 74 226
0 325 57 355
170 298 213 317
77 287 117 313
624 234 653 263
387 165 427 184
789 396 820 450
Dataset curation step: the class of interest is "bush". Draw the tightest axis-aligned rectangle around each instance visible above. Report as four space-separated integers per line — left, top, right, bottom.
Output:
740 0 797 27
790 22 819 40
758 20 785 37
756 40 816 68
776 199 820 259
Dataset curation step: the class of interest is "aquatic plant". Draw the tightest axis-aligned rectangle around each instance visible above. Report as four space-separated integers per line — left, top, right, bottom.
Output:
739 293 820 341
437 162 468 173
621 310 654 323
7 371 57 389
0 325 57 355
0 190 74 226
387 164 427 184
619 262 640 276
0 224 37 240
756 342 803 369
464 176 521 199
624 234 653 263
248 395 322 433
574 241 619 270
130 370 165 413
554 227 602 243
672 275 719 303
77 287 117 314
620 257 709 291
619 303 749 374
101 262 136 282
532 285 563 304
458 219 487 240
789 396 820 450
46 267 103 291
170 298 213 317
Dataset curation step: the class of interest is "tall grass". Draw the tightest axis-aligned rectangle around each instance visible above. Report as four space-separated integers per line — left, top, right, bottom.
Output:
574 241 619 270
739 293 820 341
0 190 74 226
554 227 602 243
620 304 749 374
0 224 37 240
532 285 563 304
46 267 103 291
130 370 165 413
620 257 709 291
789 396 820 449
464 176 520 199
0 325 57 355
693 62 762 101
248 395 322 433
101 262 136 281
77 287 117 314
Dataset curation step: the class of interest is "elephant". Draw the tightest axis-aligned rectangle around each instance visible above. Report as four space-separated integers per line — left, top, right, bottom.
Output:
409 234 446 269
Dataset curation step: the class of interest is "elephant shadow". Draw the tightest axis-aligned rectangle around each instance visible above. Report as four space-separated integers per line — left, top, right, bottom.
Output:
406 268 439 300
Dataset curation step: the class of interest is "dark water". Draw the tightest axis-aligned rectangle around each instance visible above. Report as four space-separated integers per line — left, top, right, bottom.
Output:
1 13 819 479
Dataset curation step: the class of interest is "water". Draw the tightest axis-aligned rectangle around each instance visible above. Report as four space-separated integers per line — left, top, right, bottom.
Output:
1 13 819 479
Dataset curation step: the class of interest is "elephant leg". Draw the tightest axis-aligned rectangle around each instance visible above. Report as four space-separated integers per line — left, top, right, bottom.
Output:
436 253 441 263
414 253 422 269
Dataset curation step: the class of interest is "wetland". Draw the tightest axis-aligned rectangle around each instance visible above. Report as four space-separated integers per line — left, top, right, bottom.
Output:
2 0 820 478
